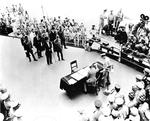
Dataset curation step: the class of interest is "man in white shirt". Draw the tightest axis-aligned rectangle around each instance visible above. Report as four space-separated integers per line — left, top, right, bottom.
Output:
114 9 123 32
99 9 107 35
89 25 97 38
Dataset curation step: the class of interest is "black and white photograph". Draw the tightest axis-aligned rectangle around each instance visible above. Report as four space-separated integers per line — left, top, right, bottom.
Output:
0 0 150 121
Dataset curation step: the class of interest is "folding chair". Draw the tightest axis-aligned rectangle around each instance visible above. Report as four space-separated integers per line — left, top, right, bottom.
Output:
70 60 78 73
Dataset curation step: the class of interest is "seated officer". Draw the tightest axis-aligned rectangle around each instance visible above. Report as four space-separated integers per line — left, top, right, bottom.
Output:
87 63 99 83
84 63 99 93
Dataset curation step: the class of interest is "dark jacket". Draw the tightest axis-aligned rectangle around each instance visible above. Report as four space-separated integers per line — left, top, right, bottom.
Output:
53 38 62 52
43 41 52 54
21 36 33 51
49 30 57 42
33 36 41 49
58 30 65 42
115 30 128 44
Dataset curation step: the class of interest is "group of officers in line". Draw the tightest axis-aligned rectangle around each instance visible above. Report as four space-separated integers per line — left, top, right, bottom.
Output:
78 67 150 121
21 25 65 65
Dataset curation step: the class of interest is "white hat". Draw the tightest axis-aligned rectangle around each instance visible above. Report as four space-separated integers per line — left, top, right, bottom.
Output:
0 113 4 121
111 109 119 118
115 97 124 105
147 77 150 82
94 100 102 108
0 91 10 100
14 108 22 117
115 84 121 89
102 107 111 116
108 95 114 103
136 75 143 81
144 68 150 74
130 107 138 116
0 84 7 93
136 82 144 89
145 110 150 120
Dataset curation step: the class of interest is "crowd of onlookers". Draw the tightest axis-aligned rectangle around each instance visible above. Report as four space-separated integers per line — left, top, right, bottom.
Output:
0 3 88 64
19 14 88 64
1 4 150 60
0 83 22 121
79 68 150 121
114 13 150 59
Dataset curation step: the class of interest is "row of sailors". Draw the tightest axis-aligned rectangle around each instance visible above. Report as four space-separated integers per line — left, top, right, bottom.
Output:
0 3 28 27
0 83 22 121
79 68 150 121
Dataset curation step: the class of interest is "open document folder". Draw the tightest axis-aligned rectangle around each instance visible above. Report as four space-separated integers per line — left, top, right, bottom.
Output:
70 67 90 81
68 78 77 85
77 67 90 77
71 72 85 81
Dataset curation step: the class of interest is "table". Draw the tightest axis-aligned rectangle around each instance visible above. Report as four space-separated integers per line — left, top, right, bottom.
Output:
91 40 121 61
121 51 150 72
60 62 103 94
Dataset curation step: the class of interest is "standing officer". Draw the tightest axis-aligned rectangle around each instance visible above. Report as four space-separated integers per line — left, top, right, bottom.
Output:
49 26 57 43
58 26 67 49
21 33 37 62
33 31 43 58
99 9 107 34
100 53 112 90
114 9 123 32
54 35 64 61
43 37 52 65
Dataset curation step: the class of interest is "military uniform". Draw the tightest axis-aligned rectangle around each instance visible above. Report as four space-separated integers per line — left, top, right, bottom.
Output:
145 110 150 121
127 107 140 121
21 35 37 62
43 37 53 65
0 113 4 121
91 100 102 121
111 97 129 120
138 102 149 121
99 98 113 121
33 32 43 58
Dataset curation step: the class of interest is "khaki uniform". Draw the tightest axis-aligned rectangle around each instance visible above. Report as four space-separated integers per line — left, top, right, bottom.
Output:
91 109 102 121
